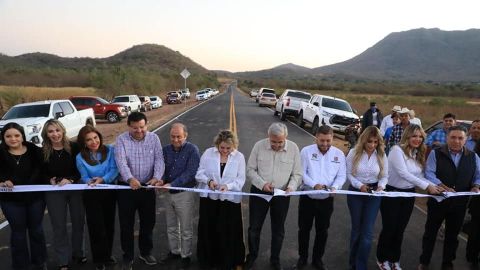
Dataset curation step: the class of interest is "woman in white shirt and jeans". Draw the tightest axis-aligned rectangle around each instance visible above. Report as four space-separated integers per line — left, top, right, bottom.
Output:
346 126 388 270
195 130 246 270
376 124 443 270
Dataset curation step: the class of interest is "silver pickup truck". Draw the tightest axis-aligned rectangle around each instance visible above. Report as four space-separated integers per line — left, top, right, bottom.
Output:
0 100 96 146
274 89 312 121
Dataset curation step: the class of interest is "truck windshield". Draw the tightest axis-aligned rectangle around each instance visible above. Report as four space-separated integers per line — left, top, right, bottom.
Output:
97 97 110 104
322 98 353 112
2 104 50 119
287 92 311 100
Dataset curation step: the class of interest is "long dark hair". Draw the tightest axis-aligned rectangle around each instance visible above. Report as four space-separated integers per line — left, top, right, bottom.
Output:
77 125 108 166
0 122 27 150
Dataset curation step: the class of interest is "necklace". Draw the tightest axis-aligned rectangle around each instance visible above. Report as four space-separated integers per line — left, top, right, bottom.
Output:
10 153 22 165
54 149 64 158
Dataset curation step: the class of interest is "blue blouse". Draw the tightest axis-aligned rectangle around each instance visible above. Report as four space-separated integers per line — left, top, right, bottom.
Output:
76 145 119 184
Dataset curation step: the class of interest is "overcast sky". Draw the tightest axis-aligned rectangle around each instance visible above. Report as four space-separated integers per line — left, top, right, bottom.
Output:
0 0 478 72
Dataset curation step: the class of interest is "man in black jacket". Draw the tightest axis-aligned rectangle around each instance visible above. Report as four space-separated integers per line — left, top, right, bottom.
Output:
361 102 383 131
418 126 480 270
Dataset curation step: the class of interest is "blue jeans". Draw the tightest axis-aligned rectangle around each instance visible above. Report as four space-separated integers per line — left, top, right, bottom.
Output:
347 188 381 270
1 198 47 270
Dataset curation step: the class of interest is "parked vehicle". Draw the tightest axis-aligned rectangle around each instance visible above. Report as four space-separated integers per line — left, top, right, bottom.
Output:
0 100 96 146
181 88 191 99
111 95 142 112
196 90 209 101
250 89 258 97
274 89 312 121
70 96 128 123
258 92 277 107
149 96 163 109
166 91 182 104
204 88 214 97
297 94 359 135
139 96 153 112
256 87 275 102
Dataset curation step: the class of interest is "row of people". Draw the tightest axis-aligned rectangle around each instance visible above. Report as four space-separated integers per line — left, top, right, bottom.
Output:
0 113 479 270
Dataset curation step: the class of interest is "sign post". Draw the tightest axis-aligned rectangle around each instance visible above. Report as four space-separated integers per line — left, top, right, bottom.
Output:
180 68 190 107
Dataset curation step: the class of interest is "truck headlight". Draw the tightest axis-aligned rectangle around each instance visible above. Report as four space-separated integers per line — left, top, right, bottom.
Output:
26 124 42 135
322 111 333 118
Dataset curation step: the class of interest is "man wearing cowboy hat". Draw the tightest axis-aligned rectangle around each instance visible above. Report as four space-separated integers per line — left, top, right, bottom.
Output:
386 107 411 153
380 105 402 136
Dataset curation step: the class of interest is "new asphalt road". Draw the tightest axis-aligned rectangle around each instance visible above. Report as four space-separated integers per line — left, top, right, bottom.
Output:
0 84 473 270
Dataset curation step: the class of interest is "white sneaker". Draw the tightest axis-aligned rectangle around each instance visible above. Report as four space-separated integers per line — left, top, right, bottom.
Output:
391 262 402 270
377 261 392 270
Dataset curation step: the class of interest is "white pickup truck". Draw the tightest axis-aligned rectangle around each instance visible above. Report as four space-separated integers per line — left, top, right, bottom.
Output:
274 89 312 121
296 94 359 134
0 100 96 146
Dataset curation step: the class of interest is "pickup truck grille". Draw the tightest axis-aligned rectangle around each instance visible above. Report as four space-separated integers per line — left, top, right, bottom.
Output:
330 115 356 126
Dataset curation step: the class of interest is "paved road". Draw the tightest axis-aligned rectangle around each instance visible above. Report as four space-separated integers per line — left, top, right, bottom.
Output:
0 85 472 270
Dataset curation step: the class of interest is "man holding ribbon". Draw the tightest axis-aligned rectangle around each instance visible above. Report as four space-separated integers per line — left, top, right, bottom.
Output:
295 125 346 270
418 125 480 270
156 123 200 269
244 123 302 270
115 112 165 270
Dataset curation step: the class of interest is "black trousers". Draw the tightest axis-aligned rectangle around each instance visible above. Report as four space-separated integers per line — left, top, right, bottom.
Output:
298 195 334 264
247 185 290 264
197 198 245 269
467 196 480 263
419 197 468 265
376 186 415 263
83 190 116 264
117 189 156 261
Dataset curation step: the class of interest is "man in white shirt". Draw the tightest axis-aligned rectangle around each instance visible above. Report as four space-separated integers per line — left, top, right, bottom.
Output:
245 123 302 270
379 105 402 136
296 125 346 270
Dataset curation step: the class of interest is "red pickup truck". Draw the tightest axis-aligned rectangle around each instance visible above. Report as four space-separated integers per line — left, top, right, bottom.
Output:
69 96 128 123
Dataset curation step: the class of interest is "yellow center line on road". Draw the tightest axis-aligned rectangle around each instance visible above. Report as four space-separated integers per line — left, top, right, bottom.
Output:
229 92 237 134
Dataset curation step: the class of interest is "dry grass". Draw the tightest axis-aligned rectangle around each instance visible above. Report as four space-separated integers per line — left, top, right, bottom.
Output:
315 90 480 127
0 86 97 113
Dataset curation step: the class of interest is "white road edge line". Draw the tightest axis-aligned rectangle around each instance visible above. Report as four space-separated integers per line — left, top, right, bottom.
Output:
0 221 9 230
264 106 470 243
152 92 224 133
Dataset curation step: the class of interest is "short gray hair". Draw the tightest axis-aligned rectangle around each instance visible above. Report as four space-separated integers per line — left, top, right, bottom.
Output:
268 123 288 137
171 122 188 135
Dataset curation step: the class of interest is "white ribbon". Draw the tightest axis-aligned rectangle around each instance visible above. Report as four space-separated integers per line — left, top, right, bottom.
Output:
1 184 480 202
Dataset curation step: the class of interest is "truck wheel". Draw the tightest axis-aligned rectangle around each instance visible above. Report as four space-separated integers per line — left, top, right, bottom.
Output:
297 111 304 127
107 112 120 123
280 107 286 121
312 117 319 135
274 107 279 116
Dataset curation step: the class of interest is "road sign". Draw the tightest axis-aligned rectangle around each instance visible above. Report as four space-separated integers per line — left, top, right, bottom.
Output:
180 68 190 79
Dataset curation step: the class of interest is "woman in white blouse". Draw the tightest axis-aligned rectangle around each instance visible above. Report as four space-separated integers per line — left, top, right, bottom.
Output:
195 130 246 270
346 126 388 270
376 124 443 270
